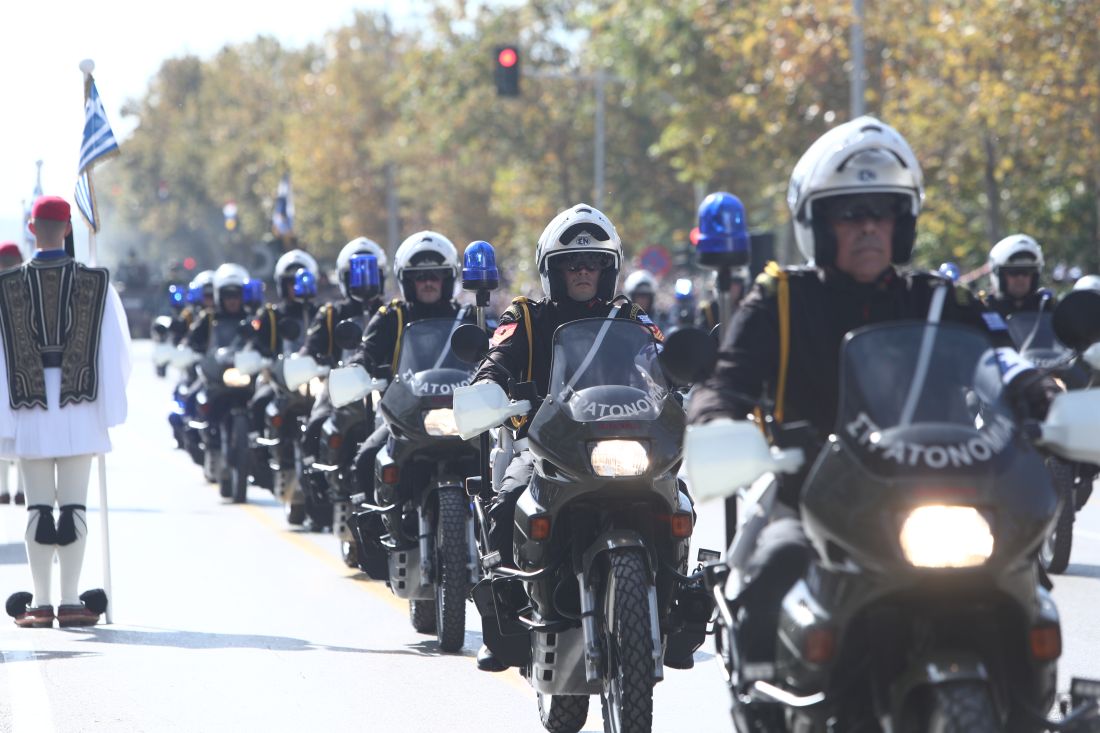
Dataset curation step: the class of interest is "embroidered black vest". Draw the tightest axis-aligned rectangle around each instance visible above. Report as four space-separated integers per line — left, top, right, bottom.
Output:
0 257 109 409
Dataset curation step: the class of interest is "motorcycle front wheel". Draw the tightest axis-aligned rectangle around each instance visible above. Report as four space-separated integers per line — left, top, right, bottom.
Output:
230 413 251 504
600 549 654 733
434 487 469 653
1040 457 1075 574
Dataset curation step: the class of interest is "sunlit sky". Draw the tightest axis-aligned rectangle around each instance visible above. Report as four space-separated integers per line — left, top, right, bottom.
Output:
0 1 428 245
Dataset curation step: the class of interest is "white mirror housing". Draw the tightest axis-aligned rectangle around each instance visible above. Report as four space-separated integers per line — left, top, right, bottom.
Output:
453 382 532 440
328 365 374 408
1082 343 1100 372
284 354 328 392
1038 388 1100 464
233 349 268 376
153 342 175 367
172 347 201 370
684 419 804 503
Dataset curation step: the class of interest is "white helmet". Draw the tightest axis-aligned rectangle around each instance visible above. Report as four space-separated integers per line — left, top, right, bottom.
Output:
393 231 459 301
212 263 249 308
624 270 657 299
274 249 320 298
337 237 387 299
189 269 215 291
536 203 623 302
1073 274 1100 292
988 234 1043 297
787 116 924 266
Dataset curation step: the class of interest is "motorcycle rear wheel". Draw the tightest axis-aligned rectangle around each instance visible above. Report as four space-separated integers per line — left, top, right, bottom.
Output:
600 550 654 733
538 693 589 733
409 599 436 634
434 487 469 653
911 681 1000 733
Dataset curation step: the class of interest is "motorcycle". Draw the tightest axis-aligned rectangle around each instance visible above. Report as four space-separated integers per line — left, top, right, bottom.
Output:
1005 307 1095 574
675 301 1100 732
452 317 711 733
333 317 480 652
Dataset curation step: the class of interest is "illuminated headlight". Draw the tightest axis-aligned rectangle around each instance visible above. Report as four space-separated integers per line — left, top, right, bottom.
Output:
590 440 648 477
308 377 325 398
899 505 994 568
223 368 252 388
424 408 460 436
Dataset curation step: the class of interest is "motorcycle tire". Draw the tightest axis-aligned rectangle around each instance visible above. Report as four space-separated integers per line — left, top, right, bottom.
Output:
1041 458 1075 574
230 414 251 504
913 681 999 733
600 550 654 733
434 487 469 653
409 600 437 634
538 693 589 733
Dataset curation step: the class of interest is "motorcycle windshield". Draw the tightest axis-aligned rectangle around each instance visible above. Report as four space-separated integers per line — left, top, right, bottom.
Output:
1005 312 1072 369
549 319 668 422
395 318 475 396
838 322 1016 468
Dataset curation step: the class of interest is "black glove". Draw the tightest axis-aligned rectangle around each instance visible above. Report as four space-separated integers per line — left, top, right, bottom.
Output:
1007 372 1061 421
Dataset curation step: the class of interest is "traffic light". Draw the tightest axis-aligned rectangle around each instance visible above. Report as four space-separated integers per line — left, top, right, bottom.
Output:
494 45 520 97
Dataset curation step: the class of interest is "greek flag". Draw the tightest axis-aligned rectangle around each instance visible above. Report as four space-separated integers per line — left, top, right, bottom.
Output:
74 78 119 232
272 172 295 237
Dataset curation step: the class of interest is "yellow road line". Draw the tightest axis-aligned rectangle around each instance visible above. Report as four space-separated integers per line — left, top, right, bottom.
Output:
237 501 533 696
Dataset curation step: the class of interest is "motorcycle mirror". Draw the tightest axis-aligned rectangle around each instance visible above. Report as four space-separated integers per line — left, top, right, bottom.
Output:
451 323 490 364
277 318 302 342
659 328 718 385
334 319 364 351
1052 289 1100 352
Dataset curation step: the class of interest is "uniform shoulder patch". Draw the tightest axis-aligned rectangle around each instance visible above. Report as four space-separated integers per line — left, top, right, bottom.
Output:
635 311 664 341
490 321 518 346
377 305 388 315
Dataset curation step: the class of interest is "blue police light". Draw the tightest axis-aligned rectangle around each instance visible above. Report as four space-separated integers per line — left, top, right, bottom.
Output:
168 284 186 309
697 192 751 267
462 240 499 291
243 279 265 305
293 269 318 298
938 262 960 282
187 285 204 305
349 254 380 296
674 278 694 299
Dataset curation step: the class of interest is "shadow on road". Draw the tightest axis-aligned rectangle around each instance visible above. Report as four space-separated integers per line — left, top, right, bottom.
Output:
0 541 27 565
71 626 374 655
0 650 100 663
1063 563 1100 579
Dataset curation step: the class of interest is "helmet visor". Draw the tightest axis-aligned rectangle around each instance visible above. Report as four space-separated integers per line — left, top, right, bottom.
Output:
822 193 907 224
552 251 615 273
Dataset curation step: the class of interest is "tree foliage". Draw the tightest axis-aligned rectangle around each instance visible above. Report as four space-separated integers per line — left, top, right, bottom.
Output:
101 0 1100 289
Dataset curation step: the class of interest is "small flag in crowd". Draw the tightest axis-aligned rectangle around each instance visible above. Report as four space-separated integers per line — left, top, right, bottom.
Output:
74 73 120 233
22 161 43 254
272 172 295 237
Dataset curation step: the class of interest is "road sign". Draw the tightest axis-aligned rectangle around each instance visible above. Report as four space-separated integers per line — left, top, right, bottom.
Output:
638 245 672 277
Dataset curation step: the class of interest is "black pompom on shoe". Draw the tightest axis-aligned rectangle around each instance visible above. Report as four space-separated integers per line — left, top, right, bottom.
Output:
6 591 32 618
79 589 109 615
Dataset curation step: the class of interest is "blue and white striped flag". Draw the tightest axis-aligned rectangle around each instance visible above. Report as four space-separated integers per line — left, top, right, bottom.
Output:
272 172 295 237
74 77 119 232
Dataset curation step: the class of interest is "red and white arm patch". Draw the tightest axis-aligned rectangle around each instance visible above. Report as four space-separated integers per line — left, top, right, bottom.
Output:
490 322 518 346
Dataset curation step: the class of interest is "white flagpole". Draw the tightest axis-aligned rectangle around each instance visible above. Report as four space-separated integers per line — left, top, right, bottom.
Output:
80 58 113 624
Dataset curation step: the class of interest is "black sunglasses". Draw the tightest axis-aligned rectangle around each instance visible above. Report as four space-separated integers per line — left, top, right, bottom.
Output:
411 269 446 282
555 252 614 273
826 195 905 224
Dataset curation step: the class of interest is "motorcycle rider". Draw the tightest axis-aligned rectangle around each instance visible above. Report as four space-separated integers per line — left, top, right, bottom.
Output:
348 231 473 498
624 269 666 332
298 237 389 504
244 249 320 489
468 203 665 672
698 267 749 332
181 264 250 354
984 234 1052 316
686 116 1055 725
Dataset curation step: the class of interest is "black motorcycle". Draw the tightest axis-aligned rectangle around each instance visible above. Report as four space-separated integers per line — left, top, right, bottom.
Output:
341 317 480 652
1006 309 1095 574
454 318 710 733
681 317 1100 732
191 346 256 504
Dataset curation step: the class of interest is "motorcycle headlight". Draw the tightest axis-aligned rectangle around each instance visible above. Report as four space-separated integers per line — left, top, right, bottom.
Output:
424 408 460 436
899 505 994 568
223 367 252 388
308 377 325 398
589 440 648 477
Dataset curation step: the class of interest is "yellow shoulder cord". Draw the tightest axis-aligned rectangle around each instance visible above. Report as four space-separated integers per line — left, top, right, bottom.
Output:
267 307 277 354
509 300 535 430
390 304 405 373
765 261 791 424
325 306 334 358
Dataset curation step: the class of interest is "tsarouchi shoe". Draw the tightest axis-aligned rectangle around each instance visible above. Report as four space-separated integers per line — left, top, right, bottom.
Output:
14 605 55 628
57 604 100 628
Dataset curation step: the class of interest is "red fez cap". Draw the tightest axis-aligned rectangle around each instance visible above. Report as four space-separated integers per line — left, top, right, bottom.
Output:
31 196 71 222
0 242 21 258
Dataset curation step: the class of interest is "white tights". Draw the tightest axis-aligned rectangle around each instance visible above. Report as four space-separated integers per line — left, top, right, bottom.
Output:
0 459 21 495
19 455 93 607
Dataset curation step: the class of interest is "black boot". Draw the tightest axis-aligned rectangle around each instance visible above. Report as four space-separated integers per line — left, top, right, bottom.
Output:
476 644 507 672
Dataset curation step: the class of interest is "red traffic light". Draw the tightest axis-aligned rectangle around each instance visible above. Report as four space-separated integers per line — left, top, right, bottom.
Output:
183 257 197 271
689 226 701 246
497 47 518 68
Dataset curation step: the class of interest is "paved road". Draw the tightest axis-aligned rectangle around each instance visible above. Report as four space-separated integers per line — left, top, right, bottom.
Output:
0 340 1096 732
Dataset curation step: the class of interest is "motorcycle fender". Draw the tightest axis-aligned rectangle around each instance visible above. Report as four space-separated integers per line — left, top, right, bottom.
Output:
889 649 991 721
580 531 654 582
